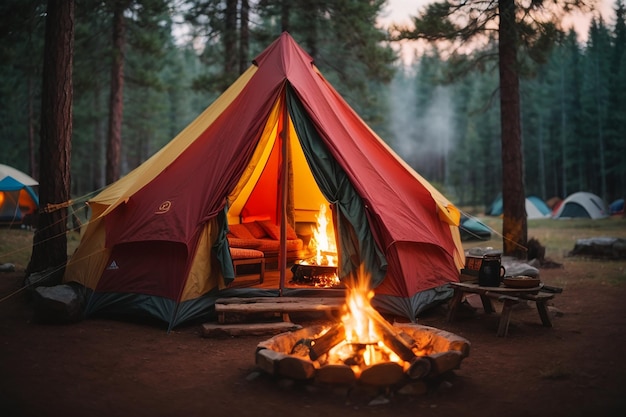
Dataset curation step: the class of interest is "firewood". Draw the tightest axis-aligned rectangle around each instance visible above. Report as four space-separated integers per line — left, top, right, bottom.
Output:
315 364 357 385
363 306 416 361
396 323 471 358
277 355 317 380
407 356 432 379
309 322 346 361
255 348 285 375
425 350 463 376
359 362 406 387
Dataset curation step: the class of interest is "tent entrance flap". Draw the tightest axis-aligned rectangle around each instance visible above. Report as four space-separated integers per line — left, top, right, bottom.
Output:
286 86 387 286
227 93 327 226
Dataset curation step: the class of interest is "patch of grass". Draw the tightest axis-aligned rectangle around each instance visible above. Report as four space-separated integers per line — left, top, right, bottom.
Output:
464 216 626 262
0 228 81 271
0 228 34 270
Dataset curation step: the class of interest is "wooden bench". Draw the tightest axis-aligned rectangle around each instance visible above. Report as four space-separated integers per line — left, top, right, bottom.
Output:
229 248 265 283
483 292 521 337
214 296 344 324
447 281 560 337
515 292 556 328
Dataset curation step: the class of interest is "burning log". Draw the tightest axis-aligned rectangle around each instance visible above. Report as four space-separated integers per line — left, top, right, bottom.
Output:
361 305 417 362
308 322 346 361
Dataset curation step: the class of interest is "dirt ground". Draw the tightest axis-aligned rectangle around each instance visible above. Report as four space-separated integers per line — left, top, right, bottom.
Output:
1 257 626 417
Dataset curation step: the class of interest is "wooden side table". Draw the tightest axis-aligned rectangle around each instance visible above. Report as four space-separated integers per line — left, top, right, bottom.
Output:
447 281 559 337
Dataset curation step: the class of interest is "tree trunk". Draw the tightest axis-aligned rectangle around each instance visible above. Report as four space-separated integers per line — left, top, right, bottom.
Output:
302 0 318 60
238 0 249 74
28 0 74 276
559 61 567 198
93 83 105 191
106 0 127 185
224 0 238 78
28 76 37 179
498 0 527 258
280 0 290 33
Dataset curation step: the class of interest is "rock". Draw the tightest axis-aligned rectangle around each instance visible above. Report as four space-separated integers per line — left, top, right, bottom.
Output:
276 378 295 389
569 237 626 259
437 380 454 391
245 371 262 381
397 380 428 396
0 263 15 272
23 267 63 289
368 394 390 406
527 238 546 262
548 306 564 317
32 283 85 323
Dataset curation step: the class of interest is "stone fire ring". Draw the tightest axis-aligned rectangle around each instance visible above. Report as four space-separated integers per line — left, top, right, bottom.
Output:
255 322 470 387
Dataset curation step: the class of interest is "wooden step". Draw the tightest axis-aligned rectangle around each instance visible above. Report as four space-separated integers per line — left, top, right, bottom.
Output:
215 296 344 323
201 321 302 337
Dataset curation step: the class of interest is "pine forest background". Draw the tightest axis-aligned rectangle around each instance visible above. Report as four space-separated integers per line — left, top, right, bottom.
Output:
1 0 625 214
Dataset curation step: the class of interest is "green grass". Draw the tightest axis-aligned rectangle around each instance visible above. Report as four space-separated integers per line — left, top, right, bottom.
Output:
0 228 35 270
0 228 81 271
464 216 626 258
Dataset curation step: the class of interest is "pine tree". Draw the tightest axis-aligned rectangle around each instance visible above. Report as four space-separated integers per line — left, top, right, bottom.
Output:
607 0 626 202
393 0 590 258
580 18 612 200
28 0 74 277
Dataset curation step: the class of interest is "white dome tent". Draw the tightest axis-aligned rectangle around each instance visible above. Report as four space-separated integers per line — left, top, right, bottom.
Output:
552 192 609 219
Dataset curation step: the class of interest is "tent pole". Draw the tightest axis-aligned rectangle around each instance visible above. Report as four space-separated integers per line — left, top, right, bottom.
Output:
278 98 289 296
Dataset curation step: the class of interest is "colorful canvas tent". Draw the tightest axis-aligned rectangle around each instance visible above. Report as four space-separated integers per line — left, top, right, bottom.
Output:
552 192 609 219
63 33 465 328
459 215 492 241
487 195 551 219
609 199 624 215
0 164 39 224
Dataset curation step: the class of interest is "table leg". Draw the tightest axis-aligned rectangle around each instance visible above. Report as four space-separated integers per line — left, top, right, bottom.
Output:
536 300 552 327
497 298 518 337
447 288 464 322
479 295 495 313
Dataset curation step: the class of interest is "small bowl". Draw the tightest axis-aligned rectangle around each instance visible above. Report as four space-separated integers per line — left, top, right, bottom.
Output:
503 276 541 288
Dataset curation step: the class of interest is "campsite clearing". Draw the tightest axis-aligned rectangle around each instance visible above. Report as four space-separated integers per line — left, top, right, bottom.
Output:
1 217 626 416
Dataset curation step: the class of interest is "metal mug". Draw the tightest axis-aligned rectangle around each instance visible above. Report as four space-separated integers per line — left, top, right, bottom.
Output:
478 258 506 287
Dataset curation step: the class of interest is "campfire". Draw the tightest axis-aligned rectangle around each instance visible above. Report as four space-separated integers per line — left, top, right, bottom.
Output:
291 204 340 287
258 268 470 388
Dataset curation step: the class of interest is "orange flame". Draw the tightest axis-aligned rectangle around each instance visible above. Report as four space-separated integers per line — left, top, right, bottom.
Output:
326 266 403 371
308 204 337 266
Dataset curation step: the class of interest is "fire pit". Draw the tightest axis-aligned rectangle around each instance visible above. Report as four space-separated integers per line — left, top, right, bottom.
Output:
256 322 470 387
256 272 470 388
290 204 341 288
290 262 339 287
